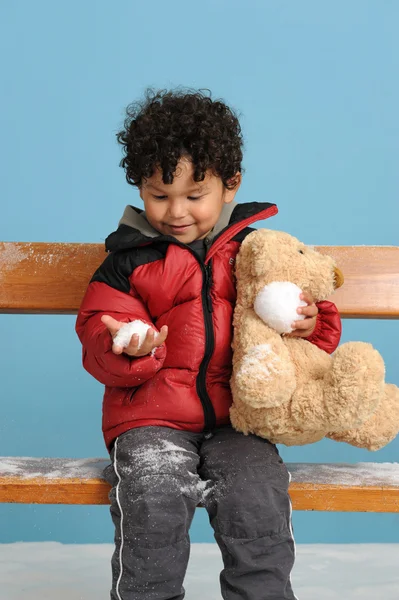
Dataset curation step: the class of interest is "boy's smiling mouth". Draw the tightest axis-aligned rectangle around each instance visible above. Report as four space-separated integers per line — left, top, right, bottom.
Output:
167 223 194 232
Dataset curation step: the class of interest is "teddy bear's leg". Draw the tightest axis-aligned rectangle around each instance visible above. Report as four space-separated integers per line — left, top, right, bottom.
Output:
322 342 385 431
289 378 331 434
231 307 296 409
229 395 286 442
229 404 253 436
230 392 326 447
328 383 399 450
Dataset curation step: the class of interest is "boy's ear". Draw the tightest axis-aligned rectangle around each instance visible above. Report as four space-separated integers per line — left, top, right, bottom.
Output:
230 172 242 189
224 172 242 203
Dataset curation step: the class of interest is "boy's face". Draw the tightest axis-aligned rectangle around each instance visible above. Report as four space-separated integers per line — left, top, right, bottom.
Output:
139 159 241 244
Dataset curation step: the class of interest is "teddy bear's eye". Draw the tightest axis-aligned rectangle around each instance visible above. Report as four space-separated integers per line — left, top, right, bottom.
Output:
299 249 304 254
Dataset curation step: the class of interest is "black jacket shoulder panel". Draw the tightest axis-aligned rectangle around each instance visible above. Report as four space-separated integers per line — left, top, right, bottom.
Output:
231 226 256 244
105 224 155 252
212 203 274 245
91 246 166 293
229 202 274 225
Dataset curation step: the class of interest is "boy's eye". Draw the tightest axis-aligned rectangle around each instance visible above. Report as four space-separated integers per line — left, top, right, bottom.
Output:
152 194 202 200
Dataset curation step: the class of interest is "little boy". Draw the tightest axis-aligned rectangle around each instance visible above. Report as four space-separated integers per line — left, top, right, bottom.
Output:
76 89 341 600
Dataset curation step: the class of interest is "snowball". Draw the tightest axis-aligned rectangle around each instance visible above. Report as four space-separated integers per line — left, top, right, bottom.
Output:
113 320 152 348
254 281 307 334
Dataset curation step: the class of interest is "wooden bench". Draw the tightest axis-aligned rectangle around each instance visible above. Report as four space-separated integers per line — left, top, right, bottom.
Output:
1 242 399 512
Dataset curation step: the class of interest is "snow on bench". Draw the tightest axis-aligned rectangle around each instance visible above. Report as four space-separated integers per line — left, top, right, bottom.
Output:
1 457 399 512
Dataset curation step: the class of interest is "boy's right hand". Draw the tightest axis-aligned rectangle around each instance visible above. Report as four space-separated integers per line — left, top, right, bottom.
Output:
101 315 168 357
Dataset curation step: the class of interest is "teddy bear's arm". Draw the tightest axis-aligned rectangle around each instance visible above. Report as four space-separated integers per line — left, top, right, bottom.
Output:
306 301 342 354
231 306 296 409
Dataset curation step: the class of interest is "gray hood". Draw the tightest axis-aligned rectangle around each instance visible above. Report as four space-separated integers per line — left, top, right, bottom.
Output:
118 201 238 242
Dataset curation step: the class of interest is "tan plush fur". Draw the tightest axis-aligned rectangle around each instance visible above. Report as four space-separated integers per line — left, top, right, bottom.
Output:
230 229 399 450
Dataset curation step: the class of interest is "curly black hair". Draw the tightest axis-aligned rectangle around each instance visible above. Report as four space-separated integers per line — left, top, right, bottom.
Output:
116 88 243 190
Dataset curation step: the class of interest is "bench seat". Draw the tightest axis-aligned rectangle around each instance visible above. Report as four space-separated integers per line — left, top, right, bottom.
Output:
1 457 399 512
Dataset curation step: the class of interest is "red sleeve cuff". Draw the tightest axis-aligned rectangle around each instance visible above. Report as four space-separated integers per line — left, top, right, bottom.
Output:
305 300 342 354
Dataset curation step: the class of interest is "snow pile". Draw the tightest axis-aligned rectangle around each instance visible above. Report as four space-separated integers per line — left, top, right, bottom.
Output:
0 457 109 480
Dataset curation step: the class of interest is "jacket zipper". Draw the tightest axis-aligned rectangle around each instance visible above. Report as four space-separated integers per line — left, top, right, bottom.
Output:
155 241 217 432
196 260 216 433
191 208 278 432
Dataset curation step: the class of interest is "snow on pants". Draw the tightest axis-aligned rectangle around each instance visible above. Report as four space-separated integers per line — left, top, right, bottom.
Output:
103 425 297 600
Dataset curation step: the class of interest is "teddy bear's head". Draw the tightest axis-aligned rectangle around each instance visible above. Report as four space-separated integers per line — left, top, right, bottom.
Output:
236 229 344 310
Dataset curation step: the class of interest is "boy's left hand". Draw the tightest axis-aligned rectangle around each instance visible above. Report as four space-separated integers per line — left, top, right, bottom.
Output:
286 292 318 338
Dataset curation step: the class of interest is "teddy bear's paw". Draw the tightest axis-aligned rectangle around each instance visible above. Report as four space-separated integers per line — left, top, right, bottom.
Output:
328 383 399 450
278 429 326 446
232 343 296 408
324 342 385 430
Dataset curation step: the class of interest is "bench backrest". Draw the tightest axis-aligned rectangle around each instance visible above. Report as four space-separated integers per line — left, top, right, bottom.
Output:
1 242 399 317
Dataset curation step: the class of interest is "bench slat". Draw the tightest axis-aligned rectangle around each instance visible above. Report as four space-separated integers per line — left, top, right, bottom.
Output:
0 242 107 314
1 243 399 317
318 246 399 318
1 458 399 512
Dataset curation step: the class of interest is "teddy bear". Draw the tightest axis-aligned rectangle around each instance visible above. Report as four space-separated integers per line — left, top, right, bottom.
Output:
230 228 399 450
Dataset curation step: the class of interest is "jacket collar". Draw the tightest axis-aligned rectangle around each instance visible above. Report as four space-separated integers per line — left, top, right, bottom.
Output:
105 201 277 253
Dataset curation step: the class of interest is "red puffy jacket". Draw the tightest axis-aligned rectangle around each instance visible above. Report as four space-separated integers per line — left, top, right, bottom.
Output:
76 202 342 450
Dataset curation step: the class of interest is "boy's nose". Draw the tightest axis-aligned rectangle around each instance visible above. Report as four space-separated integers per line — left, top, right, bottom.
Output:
167 200 188 219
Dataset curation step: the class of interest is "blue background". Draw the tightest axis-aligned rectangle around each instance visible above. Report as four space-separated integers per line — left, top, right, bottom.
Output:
1 0 398 544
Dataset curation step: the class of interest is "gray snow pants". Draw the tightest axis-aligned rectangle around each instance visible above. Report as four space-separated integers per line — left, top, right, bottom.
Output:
103 426 297 600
